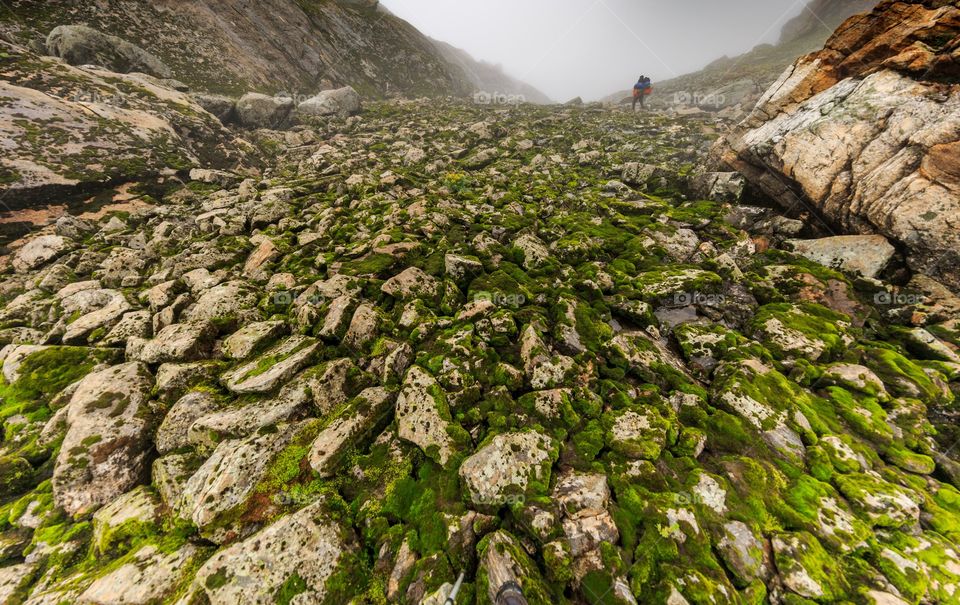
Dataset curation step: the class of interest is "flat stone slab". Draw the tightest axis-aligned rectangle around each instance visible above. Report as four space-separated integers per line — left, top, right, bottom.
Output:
787 235 896 279
221 335 319 394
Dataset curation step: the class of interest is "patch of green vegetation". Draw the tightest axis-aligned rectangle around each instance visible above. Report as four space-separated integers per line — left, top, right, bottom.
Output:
275 572 308 605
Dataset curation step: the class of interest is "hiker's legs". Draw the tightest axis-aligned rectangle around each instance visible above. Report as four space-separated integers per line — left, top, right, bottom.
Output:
639 95 645 110
632 97 638 112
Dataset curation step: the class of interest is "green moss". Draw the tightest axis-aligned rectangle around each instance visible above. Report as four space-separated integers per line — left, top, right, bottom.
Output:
239 339 313 381
206 568 231 590
0 346 117 427
0 456 34 497
750 302 852 361
860 345 949 405
275 573 308 604
772 531 849 601
340 253 396 277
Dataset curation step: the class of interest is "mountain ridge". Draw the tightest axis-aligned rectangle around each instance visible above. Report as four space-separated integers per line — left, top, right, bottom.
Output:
0 0 546 101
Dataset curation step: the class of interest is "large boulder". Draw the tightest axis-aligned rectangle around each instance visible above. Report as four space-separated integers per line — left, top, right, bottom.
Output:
221 336 320 394
297 86 362 117
395 367 455 465
135 321 217 364
308 387 396 477
235 93 295 129
46 25 172 78
786 235 897 279
719 0 960 290
77 544 200 604
175 423 305 538
52 362 155 516
12 235 74 273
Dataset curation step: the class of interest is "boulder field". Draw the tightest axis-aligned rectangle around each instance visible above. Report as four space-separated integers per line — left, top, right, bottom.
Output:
0 94 958 604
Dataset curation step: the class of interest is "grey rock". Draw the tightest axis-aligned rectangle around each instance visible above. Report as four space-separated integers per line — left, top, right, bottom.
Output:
786 235 896 279
222 321 287 360
460 431 554 510
155 392 221 454
716 521 770 585
135 321 216 364
381 267 441 300
236 93 294 129
308 387 396 477
12 235 73 273
190 94 237 123
298 86 362 117
396 366 454 465
52 362 154 516
46 25 172 78
222 336 319 394
91 487 161 554
175 423 305 538
78 544 200 605
191 498 353 603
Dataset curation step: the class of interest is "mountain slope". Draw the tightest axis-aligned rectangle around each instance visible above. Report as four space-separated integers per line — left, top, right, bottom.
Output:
0 0 471 97
431 39 552 104
603 0 879 109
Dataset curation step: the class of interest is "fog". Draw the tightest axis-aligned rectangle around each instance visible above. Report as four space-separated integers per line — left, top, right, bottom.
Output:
379 0 815 102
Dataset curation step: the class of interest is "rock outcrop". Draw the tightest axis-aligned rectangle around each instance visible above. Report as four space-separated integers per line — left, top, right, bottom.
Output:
0 40 240 207
46 24 173 78
719 0 960 289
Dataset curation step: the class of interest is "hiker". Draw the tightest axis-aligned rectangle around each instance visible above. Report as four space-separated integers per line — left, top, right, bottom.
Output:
632 75 652 111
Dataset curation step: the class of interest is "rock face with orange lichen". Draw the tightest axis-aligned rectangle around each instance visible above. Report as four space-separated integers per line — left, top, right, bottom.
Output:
720 0 960 289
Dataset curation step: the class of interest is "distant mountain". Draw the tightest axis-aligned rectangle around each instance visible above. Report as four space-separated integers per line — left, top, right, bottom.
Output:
602 0 879 110
431 39 552 104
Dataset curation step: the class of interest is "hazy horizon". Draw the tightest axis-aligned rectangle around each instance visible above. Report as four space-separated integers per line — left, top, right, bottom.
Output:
380 0 819 102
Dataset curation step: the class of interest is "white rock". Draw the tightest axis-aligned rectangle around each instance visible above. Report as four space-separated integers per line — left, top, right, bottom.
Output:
192 498 353 604
459 431 554 510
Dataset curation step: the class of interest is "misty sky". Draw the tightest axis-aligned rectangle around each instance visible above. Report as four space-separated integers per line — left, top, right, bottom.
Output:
379 0 815 102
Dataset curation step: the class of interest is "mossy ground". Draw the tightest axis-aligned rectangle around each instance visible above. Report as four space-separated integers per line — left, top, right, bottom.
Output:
0 97 958 605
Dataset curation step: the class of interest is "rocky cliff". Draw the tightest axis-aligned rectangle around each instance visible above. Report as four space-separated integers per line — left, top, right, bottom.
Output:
719 0 960 290
777 0 879 44
0 0 470 98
